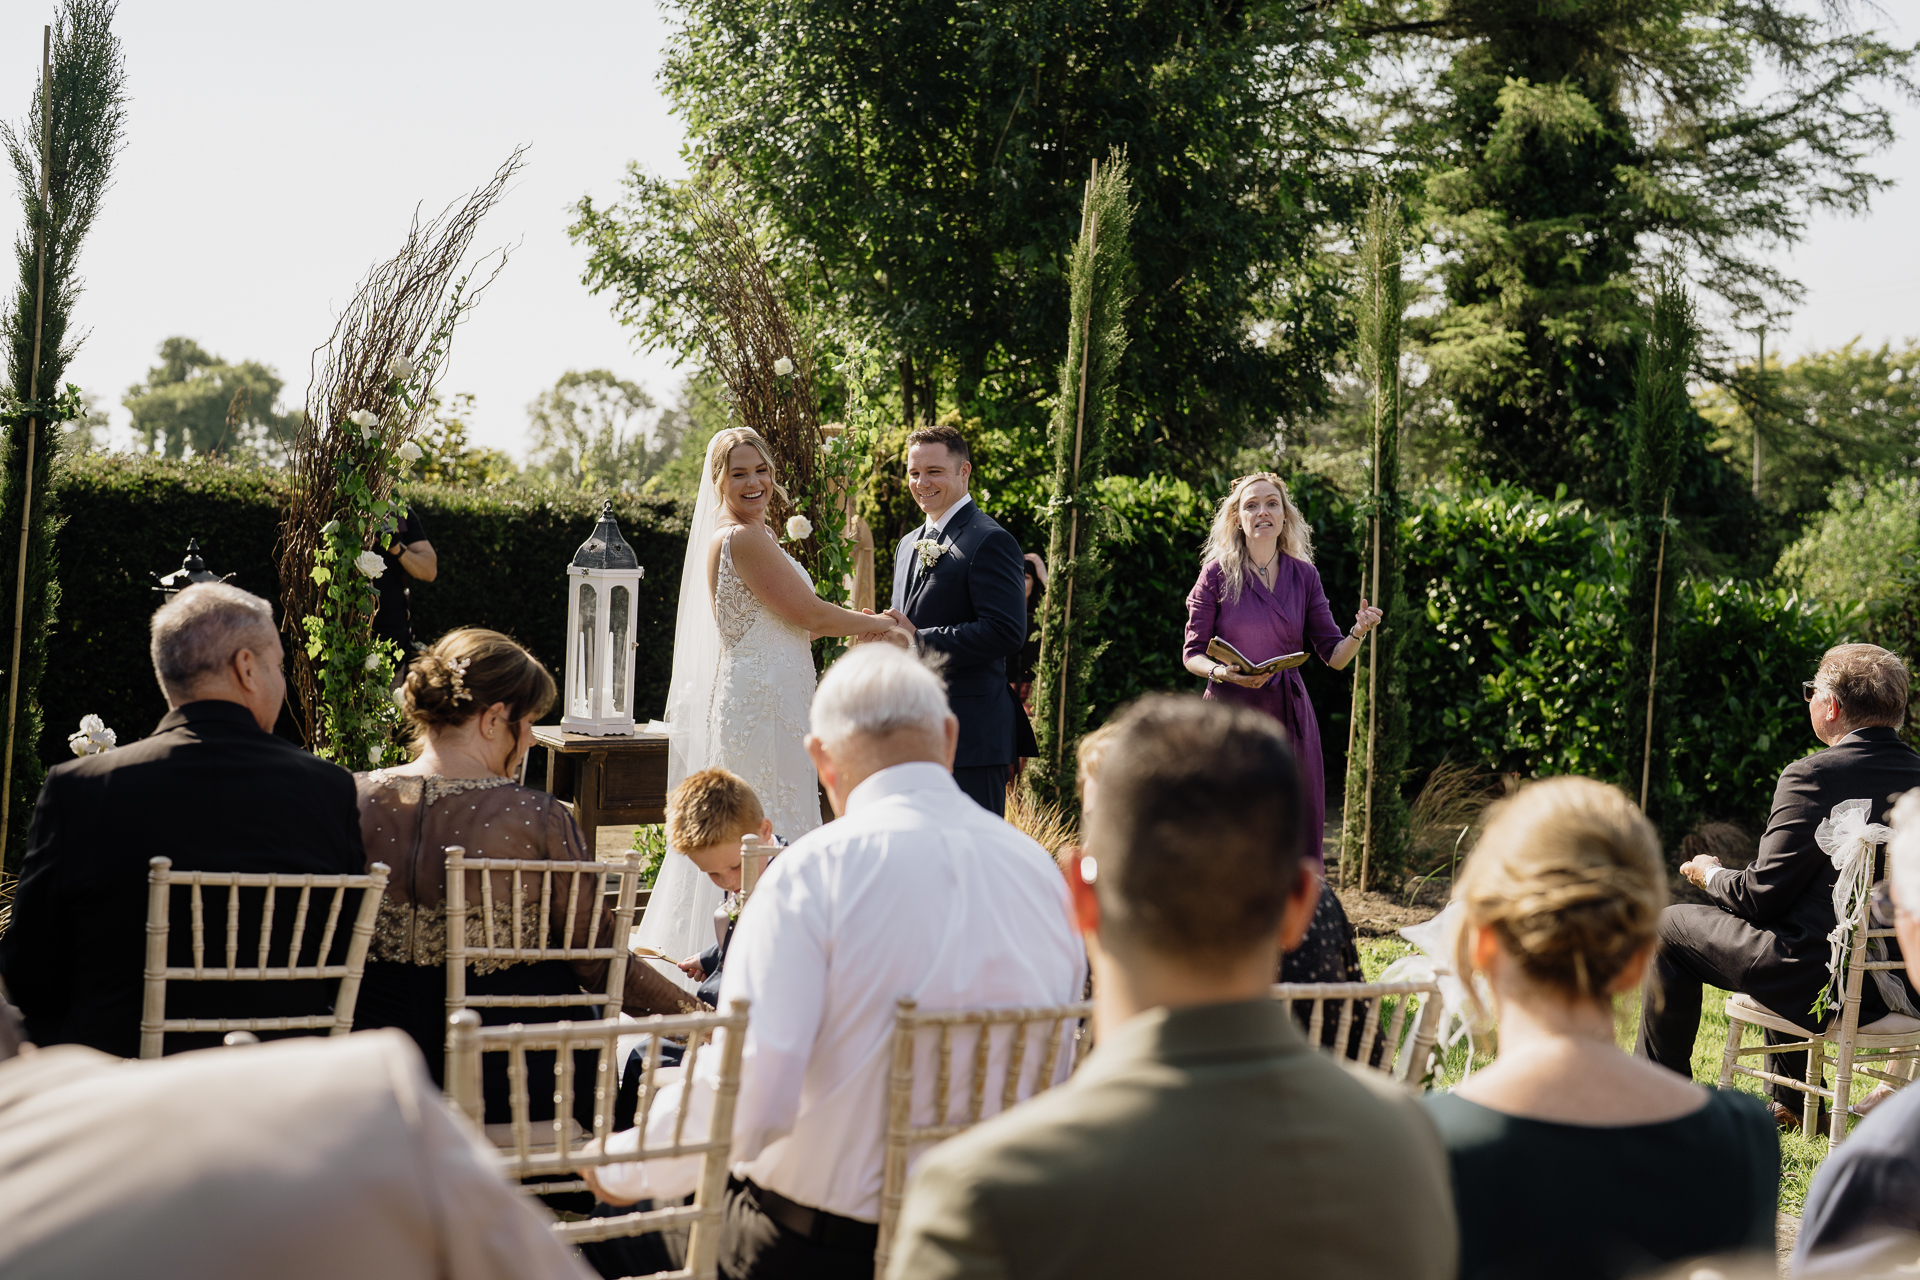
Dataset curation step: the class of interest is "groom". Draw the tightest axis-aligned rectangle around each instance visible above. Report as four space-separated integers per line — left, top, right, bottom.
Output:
879 424 1027 815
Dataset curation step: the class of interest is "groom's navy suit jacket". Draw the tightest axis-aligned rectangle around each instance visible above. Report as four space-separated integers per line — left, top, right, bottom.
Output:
892 500 1027 769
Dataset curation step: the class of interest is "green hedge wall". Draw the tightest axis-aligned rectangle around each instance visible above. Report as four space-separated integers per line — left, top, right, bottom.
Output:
42 455 1852 857
44 455 687 764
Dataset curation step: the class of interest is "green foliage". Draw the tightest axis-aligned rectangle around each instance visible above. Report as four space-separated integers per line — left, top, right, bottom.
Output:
640 374 730 502
630 824 667 888
41 453 688 769
571 0 1368 478
1777 476 1920 611
524 370 683 493
1342 192 1412 887
412 392 519 488
1029 154 1134 807
1 0 126 865
1697 338 1920 530
1622 276 1697 818
122 336 301 462
1354 0 1915 507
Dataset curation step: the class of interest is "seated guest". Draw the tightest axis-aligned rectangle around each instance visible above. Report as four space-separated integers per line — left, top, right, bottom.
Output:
666 767 776 1008
1639 643 1920 1128
1794 787 1920 1276
1428 776 1779 1279
0 985 593 1280
353 628 698 1117
0 583 363 1056
886 695 1456 1280
584 644 1086 1280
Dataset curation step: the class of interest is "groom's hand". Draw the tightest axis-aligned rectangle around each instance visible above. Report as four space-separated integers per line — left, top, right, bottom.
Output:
884 608 916 637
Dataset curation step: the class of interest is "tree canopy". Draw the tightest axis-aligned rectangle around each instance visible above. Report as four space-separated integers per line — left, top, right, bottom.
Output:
524 369 684 493
123 336 300 460
572 0 1372 479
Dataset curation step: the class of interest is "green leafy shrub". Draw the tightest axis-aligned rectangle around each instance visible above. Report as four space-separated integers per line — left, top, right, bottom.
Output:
44 454 687 764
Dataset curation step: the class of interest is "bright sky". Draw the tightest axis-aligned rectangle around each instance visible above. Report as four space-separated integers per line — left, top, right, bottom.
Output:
0 2 1915 457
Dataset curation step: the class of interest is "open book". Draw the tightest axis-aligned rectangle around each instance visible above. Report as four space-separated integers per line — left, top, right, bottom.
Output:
1206 636 1309 677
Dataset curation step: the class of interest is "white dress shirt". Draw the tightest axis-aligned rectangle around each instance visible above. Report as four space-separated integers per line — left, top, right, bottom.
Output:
1703 728 1866 891
597 759 1085 1220
890 493 974 610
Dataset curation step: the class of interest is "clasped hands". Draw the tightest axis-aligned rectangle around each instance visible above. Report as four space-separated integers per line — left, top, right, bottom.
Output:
1679 854 1722 888
851 608 915 649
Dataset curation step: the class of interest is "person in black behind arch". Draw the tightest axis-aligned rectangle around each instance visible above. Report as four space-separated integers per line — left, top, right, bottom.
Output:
372 504 437 676
1638 643 1920 1129
0 583 364 1057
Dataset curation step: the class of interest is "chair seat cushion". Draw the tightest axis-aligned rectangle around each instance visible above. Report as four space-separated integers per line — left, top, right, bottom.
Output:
1859 1011 1920 1036
1726 993 1920 1040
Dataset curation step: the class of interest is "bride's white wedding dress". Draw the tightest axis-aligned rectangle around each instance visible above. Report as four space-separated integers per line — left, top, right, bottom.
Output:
632 446 822 986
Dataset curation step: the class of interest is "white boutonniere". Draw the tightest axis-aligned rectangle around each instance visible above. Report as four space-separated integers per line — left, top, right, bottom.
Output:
914 537 944 569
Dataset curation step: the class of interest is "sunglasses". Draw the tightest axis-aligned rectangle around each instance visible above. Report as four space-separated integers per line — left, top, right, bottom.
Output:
1803 681 1821 703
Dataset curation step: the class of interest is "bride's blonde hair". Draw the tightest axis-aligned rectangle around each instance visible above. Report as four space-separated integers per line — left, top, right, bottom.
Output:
1203 472 1313 603
707 426 790 512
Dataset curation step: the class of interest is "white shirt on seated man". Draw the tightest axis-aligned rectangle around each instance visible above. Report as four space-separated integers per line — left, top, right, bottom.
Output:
586 644 1085 1279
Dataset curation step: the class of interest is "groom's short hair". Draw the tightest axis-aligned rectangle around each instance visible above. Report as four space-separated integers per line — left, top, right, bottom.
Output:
1084 695 1301 963
811 645 950 744
905 423 969 466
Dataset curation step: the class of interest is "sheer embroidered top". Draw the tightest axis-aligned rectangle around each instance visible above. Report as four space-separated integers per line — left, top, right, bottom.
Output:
354 771 703 1017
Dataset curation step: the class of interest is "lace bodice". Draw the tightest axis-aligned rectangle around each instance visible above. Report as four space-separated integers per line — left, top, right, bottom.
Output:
715 530 813 647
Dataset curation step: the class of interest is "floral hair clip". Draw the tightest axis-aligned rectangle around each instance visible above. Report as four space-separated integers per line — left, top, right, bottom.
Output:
446 656 474 704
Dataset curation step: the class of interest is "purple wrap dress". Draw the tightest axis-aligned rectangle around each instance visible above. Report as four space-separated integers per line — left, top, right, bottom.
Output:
1183 555 1345 872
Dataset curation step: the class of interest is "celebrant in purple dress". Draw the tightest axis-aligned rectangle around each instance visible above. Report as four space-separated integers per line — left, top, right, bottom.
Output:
1182 472 1383 986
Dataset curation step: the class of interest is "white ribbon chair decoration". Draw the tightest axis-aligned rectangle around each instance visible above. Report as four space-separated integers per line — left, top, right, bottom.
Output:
1814 798 1918 1021
1379 901 1483 1073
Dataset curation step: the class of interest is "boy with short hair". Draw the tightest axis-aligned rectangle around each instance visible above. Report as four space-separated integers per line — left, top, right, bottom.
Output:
662 767 774 1007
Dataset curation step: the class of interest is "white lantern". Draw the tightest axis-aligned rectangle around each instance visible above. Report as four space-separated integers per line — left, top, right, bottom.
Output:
561 501 645 735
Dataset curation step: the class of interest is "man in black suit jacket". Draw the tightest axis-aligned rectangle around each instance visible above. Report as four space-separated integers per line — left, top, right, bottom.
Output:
882 424 1027 815
0 582 364 1057
1639 643 1920 1123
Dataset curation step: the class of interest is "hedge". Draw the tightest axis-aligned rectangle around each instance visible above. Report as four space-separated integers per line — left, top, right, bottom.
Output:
44 454 687 764
42 455 1852 860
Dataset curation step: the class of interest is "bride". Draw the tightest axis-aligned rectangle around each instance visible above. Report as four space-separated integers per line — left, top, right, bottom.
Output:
633 427 900 980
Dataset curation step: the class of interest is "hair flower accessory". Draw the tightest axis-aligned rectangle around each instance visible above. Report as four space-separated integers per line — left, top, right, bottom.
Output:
785 514 813 540
446 656 474 703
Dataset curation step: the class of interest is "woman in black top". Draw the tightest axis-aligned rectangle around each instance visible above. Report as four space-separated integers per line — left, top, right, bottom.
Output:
1423 776 1779 1279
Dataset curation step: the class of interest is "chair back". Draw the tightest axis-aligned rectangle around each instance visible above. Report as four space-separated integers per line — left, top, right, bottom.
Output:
447 1001 750 1280
1271 980 1446 1086
443 845 648 1035
875 996 1092 1272
139 856 389 1059
737 833 778 904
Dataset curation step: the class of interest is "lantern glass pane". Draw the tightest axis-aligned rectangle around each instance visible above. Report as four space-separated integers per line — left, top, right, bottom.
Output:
573 583 597 718
609 585 630 713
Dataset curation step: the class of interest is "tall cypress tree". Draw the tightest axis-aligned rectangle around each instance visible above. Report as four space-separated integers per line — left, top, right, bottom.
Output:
0 1 126 866
1340 191 1411 890
1028 152 1134 810
1625 274 1695 821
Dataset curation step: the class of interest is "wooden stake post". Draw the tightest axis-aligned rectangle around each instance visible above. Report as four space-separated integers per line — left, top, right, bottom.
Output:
1052 159 1100 768
1639 494 1670 811
2 27 53 863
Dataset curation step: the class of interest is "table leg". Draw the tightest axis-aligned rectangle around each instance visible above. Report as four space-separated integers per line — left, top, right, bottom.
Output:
576 750 605 853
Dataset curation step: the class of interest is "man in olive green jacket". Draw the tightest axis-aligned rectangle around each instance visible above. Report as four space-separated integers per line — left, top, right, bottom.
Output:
886 696 1457 1280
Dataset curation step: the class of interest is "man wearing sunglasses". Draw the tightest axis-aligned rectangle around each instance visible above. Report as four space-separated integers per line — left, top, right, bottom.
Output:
1637 643 1920 1132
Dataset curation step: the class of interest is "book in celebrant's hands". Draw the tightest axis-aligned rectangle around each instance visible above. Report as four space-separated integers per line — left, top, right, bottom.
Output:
1206 636 1309 677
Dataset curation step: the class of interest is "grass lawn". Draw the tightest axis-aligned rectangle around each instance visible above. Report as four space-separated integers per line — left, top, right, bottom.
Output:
1357 937 1834 1214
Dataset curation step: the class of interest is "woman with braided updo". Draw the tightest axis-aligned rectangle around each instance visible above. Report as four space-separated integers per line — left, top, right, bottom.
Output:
351 628 699 1120
1423 776 1778 1279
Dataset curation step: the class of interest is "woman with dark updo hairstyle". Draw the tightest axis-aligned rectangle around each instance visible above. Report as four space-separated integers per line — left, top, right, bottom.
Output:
352 628 700 1117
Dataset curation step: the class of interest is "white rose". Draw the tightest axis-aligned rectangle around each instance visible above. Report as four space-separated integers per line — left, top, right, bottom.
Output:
388 355 417 380
364 653 382 672
347 409 379 429
67 714 117 756
368 743 384 765
397 441 423 463
785 514 813 540
773 356 794 377
354 550 387 578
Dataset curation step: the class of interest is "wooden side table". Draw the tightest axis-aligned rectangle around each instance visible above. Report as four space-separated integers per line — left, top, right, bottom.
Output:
527 725 670 853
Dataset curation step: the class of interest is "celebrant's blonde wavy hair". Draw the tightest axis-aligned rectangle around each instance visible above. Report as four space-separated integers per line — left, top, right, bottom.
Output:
1203 472 1314 603
707 426 790 511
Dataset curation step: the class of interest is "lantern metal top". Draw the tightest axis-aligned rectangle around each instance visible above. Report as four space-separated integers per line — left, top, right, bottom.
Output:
151 538 233 596
571 500 641 572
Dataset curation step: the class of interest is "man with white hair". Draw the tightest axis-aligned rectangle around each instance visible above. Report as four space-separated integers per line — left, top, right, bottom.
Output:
584 644 1085 1280
0 582 363 1057
1795 787 1920 1275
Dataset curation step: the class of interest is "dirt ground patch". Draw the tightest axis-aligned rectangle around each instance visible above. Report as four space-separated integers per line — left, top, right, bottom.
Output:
1334 877 1449 938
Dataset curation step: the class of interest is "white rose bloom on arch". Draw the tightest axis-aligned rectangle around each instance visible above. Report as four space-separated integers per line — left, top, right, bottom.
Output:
354 550 387 578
